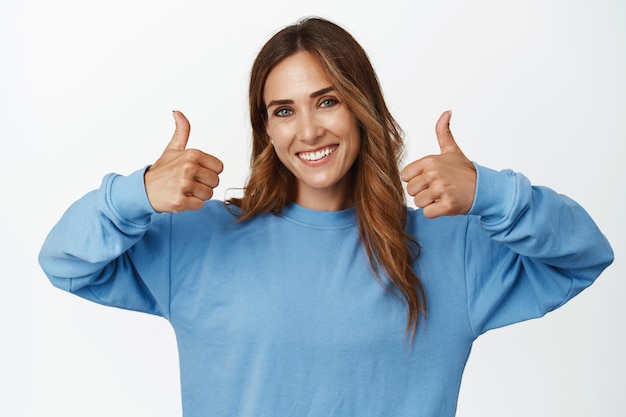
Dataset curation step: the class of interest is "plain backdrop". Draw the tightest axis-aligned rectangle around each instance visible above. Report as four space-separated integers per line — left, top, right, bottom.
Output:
1 0 624 416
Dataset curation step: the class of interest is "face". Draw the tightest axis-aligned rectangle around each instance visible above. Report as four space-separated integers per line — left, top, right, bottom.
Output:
264 51 361 211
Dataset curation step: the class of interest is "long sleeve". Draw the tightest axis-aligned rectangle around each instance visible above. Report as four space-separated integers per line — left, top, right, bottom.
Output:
464 164 614 336
38 167 172 318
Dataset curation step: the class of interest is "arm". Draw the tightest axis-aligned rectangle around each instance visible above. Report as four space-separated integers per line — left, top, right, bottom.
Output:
39 111 223 317
38 168 170 316
402 110 613 335
464 164 613 335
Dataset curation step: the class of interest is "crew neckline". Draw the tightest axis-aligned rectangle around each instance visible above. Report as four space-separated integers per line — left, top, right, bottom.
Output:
280 203 357 228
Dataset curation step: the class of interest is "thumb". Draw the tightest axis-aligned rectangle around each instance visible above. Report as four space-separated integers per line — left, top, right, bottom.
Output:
167 110 191 151
435 110 459 154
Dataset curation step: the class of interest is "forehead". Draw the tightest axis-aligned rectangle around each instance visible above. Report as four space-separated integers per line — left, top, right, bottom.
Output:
263 52 332 101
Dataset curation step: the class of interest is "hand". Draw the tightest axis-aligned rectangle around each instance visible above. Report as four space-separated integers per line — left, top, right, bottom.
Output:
144 111 223 213
401 110 476 218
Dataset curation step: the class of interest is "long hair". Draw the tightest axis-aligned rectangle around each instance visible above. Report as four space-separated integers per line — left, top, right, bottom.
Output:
227 17 426 338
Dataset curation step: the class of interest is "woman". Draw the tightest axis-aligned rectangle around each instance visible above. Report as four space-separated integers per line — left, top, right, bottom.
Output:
39 17 613 416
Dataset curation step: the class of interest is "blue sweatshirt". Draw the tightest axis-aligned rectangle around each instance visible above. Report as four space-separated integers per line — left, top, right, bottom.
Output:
39 163 613 416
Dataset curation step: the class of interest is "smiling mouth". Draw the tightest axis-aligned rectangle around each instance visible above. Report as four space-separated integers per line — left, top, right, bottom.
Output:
298 145 338 162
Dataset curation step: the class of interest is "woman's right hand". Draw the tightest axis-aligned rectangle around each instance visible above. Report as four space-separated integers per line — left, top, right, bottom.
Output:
144 111 224 213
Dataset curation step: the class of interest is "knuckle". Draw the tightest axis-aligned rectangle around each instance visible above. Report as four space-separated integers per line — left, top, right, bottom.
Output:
429 181 444 195
423 169 438 183
185 148 202 159
422 156 437 168
179 161 198 176
169 195 187 213
178 177 194 191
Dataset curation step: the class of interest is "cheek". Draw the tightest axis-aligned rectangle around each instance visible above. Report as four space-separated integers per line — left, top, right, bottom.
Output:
266 121 289 143
343 118 361 149
273 143 288 161
337 110 360 139
268 123 297 156
269 135 292 166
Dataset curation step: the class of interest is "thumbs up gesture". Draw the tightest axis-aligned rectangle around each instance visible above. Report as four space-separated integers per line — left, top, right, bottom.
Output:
144 111 224 213
401 110 476 218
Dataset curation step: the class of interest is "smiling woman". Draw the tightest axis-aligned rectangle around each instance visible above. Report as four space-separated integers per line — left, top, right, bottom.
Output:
263 52 361 211
229 19 427 345
38 16 614 417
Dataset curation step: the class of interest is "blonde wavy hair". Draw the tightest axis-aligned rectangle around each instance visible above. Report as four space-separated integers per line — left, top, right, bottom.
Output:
228 17 426 338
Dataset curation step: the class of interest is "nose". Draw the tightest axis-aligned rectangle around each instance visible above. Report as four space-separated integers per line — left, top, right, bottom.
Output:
296 111 323 144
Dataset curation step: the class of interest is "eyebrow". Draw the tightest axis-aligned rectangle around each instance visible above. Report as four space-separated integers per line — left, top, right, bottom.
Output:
266 86 336 108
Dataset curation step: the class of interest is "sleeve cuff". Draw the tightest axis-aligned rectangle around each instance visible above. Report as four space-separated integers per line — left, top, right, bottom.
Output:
103 166 157 227
467 163 519 223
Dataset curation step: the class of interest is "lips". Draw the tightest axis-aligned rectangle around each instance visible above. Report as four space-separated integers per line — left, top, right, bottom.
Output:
297 145 338 162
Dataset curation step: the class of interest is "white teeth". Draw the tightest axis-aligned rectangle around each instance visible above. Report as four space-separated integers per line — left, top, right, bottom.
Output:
298 146 337 161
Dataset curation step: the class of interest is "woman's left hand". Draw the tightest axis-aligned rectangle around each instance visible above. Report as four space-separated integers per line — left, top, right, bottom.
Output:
401 110 477 218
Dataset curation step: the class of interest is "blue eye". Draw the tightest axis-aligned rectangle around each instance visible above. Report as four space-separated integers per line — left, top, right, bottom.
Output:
320 98 338 108
275 108 292 117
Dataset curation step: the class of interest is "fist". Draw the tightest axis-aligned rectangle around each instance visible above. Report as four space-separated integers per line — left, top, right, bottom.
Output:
401 110 476 218
144 111 223 213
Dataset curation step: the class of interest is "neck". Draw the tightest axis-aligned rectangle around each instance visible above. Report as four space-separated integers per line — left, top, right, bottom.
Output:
295 193 353 211
294 181 354 211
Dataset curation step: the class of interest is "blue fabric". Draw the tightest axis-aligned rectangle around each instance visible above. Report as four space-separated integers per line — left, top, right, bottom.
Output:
39 163 613 417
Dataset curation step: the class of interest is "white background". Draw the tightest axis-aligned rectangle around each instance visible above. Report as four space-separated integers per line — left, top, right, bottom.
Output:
1 0 624 416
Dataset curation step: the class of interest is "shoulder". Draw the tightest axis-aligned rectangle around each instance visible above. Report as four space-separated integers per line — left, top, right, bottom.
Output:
406 206 472 236
167 200 241 233
405 207 485 261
